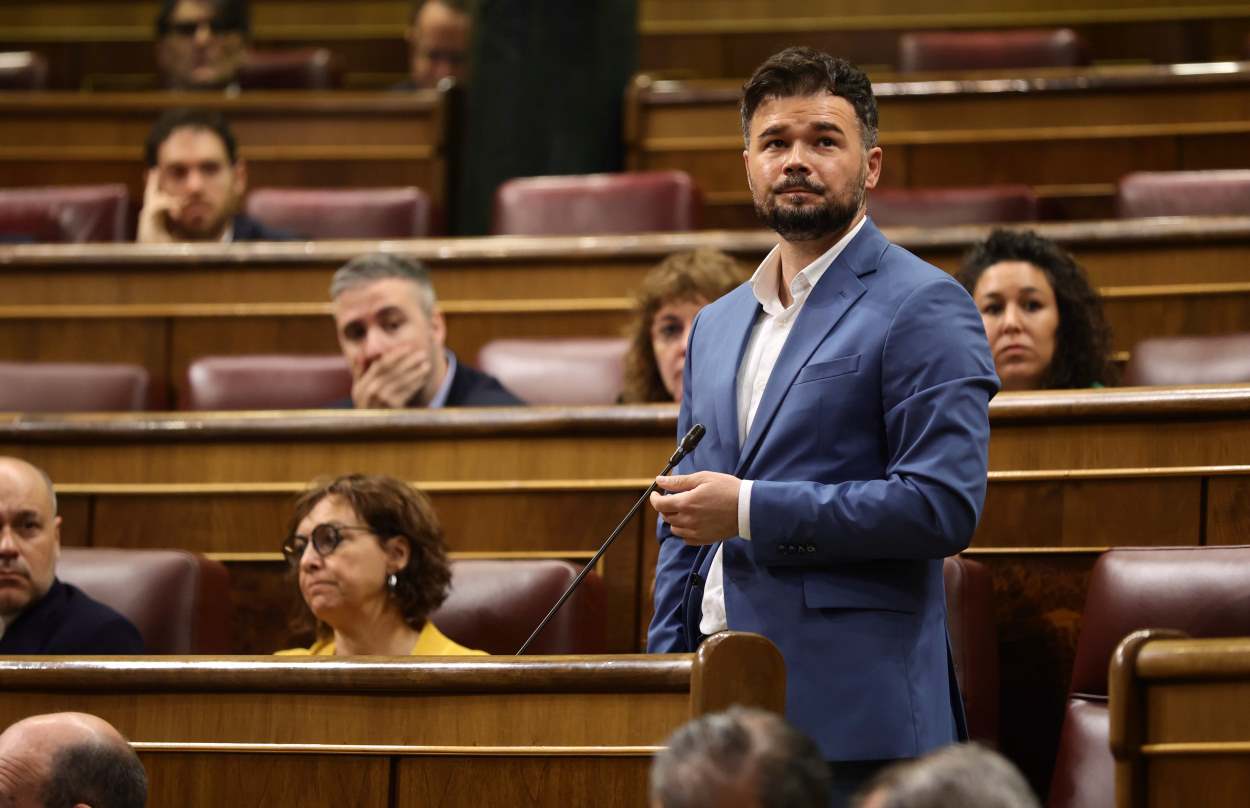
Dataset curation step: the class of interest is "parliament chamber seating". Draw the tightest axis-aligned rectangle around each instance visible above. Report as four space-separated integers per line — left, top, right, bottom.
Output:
0 185 128 243
237 48 343 90
57 547 232 653
1124 333 1250 387
0 361 148 412
184 354 351 410
867 186 1038 228
492 171 701 235
1116 170 1250 218
1047 545 1250 808
897 28 1091 72
245 187 433 239
0 51 48 90
433 559 606 655
476 338 628 405
943 555 1000 747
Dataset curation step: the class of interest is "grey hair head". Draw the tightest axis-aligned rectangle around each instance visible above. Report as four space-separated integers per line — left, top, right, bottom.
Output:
650 706 830 808
329 253 437 317
856 743 1041 808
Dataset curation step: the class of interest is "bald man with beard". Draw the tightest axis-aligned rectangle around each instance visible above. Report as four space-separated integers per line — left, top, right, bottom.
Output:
0 457 143 654
0 712 147 808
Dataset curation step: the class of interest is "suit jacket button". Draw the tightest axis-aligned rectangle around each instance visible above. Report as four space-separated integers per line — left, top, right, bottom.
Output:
806 545 816 553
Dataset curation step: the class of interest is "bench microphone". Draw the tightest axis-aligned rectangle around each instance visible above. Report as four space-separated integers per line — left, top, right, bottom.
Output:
516 423 706 655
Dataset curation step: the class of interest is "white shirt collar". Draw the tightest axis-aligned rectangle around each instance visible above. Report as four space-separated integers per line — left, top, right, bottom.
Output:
427 349 457 409
749 215 869 317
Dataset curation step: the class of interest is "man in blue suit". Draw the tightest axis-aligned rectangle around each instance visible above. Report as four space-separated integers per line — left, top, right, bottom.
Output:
647 47 998 805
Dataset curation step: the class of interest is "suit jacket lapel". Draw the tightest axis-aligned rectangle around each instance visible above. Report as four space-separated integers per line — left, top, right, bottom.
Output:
707 287 760 457
734 221 887 476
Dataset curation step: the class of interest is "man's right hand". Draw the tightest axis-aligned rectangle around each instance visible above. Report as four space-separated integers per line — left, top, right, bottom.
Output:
136 169 179 244
350 345 433 409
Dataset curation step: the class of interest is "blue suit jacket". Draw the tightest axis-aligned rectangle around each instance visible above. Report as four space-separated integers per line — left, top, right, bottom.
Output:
647 219 998 761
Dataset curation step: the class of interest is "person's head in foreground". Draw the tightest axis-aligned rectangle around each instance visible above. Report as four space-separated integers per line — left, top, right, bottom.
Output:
957 229 1115 391
155 0 249 91
740 46 881 248
622 249 748 403
854 743 1041 808
140 108 246 243
406 0 471 89
0 712 147 808
649 706 831 808
278 474 483 656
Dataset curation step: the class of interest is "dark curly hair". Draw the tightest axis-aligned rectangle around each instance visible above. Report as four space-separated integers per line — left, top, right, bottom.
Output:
285 474 452 641
740 47 878 150
621 249 747 403
956 229 1117 389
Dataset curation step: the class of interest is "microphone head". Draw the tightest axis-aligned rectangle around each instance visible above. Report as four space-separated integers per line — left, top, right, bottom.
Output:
679 423 706 454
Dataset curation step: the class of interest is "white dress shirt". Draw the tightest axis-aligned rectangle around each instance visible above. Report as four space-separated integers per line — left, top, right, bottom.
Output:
699 216 868 636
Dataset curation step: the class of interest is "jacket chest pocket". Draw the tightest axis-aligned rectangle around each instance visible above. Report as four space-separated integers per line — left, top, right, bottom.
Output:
795 354 860 385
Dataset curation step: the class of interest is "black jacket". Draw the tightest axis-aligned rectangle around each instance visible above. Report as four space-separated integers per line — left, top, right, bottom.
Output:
0 579 145 654
231 214 300 242
329 362 523 408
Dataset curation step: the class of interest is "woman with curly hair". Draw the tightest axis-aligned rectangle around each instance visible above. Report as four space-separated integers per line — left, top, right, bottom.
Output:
276 473 485 656
621 248 748 403
956 229 1117 391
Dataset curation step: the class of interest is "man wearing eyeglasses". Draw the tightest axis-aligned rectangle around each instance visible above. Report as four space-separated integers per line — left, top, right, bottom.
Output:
155 0 249 92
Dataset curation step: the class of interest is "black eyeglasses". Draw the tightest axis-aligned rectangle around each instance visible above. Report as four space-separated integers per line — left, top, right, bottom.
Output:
164 18 243 37
282 523 373 565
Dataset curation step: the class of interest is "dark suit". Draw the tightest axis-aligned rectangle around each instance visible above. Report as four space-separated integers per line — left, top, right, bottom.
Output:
648 219 997 762
231 214 299 242
0 579 145 653
329 361 523 408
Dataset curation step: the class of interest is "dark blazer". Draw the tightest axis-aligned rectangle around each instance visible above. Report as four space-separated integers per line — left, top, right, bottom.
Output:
231 214 299 242
0 579 145 654
328 361 523 408
648 219 998 761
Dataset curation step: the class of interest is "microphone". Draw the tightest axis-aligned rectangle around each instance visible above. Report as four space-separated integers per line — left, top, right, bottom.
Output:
516 423 706 655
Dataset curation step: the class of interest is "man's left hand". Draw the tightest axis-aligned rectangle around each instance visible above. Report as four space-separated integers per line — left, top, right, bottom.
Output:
650 471 742 546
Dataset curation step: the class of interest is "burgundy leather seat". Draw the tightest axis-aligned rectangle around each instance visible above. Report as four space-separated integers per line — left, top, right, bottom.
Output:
432 559 605 655
476 338 628 405
0 362 148 412
1047 546 1250 808
57 547 233 653
1116 170 1250 218
185 354 352 410
237 48 342 90
245 187 433 239
869 186 1038 228
943 555 999 746
0 51 48 90
1124 333 1250 386
492 171 702 235
898 28 1090 72
0 185 129 243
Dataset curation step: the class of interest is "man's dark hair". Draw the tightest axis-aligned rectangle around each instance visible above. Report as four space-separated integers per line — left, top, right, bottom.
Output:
144 108 239 167
40 742 148 808
155 0 250 37
650 707 830 808
740 47 879 149
956 228 1117 389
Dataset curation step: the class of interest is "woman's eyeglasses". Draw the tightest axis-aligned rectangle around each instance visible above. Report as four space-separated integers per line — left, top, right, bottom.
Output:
282 523 373 565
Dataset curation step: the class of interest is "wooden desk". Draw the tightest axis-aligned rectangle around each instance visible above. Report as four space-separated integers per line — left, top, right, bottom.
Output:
0 632 785 808
1111 632 1250 808
0 92 451 210
628 63 1250 226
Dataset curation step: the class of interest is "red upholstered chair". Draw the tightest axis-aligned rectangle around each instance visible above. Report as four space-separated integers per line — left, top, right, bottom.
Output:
869 186 1038 228
1047 546 1250 808
0 362 148 412
431 559 605 654
0 185 129 243
898 28 1090 72
245 187 433 239
0 51 48 90
57 548 233 653
1116 170 1250 218
477 338 628 405
237 48 342 90
943 555 999 746
185 354 352 410
1124 333 1250 387
492 171 701 235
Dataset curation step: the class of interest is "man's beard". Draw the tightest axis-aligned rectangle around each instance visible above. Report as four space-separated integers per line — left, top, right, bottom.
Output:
754 165 867 242
168 196 236 241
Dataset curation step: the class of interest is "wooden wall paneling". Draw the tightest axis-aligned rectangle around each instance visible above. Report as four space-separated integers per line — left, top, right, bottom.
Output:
395 756 653 808
1203 475 1250 545
141 753 391 808
1100 284 1250 353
